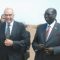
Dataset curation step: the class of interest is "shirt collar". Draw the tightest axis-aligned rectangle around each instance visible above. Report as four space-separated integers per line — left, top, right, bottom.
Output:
47 20 56 29
6 20 14 26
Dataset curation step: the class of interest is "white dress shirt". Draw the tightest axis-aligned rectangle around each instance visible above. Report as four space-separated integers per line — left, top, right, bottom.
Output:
5 21 14 35
46 21 56 40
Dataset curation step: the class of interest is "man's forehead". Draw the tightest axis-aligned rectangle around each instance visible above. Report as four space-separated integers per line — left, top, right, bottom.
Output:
4 8 13 14
45 8 56 13
46 9 54 13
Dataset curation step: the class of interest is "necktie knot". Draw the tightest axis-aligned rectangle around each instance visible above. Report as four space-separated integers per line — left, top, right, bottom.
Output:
47 26 50 32
8 23 10 26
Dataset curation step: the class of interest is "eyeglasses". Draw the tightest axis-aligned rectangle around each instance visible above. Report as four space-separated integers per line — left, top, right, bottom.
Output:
4 14 13 16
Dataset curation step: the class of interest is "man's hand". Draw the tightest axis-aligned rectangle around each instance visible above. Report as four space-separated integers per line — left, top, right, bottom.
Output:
38 44 45 48
38 44 45 51
33 43 45 51
44 47 53 55
4 39 13 46
25 50 30 59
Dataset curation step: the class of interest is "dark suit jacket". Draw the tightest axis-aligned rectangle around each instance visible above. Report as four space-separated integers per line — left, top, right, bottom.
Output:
24 31 30 60
0 21 30 60
32 22 60 60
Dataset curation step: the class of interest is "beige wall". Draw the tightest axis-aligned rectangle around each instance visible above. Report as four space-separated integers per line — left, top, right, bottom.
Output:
26 25 37 60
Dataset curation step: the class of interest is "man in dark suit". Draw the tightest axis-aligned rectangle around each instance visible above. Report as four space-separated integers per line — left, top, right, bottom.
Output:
32 8 60 60
0 8 30 60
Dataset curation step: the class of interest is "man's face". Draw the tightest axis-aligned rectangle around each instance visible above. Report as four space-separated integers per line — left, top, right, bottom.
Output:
44 8 56 24
1 14 5 22
4 8 14 23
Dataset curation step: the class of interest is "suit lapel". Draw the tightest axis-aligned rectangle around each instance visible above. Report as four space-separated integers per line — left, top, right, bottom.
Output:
1 22 6 39
1 22 6 35
46 22 58 45
10 21 17 37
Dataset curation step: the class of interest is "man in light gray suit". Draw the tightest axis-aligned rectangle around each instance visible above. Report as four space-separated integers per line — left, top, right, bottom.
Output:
32 8 60 60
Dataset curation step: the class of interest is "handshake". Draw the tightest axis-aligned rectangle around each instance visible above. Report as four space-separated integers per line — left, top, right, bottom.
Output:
37 44 53 55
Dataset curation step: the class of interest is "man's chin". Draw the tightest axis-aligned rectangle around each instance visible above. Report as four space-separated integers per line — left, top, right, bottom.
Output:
47 22 53 25
6 20 12 23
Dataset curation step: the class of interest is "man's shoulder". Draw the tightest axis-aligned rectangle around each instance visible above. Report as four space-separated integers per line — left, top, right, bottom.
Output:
14 21 25 27
55 22 60 28
37 23 47 29
35 23 47 32
56 22 60 25
0 22 5 26
14 21 24 25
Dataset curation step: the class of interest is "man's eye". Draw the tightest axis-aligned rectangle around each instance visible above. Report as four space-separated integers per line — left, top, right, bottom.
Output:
5 14 12 16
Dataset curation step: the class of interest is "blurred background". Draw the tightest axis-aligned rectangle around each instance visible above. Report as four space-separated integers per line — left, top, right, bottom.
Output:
0 0 60 25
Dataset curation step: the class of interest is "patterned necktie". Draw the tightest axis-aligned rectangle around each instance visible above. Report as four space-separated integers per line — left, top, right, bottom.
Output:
46 26 50 41
5 23 10 38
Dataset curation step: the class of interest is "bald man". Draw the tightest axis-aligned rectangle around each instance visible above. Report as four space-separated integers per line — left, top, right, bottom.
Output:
0 8 30 60
32 8 60 60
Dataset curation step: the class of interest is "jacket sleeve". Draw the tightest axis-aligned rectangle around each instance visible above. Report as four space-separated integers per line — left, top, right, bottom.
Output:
32 26 42 52
12 24 30 50
53 46 60 55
